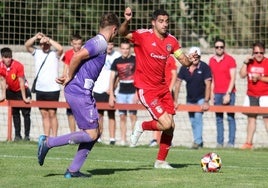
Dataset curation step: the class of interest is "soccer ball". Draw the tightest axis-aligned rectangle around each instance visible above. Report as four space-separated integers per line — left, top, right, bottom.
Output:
201 152 222 172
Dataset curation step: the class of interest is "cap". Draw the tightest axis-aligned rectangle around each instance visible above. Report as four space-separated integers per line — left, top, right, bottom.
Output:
189 46 201 56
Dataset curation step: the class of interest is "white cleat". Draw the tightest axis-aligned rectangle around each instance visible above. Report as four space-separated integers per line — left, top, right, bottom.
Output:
130 121 143 146
154 160 174 169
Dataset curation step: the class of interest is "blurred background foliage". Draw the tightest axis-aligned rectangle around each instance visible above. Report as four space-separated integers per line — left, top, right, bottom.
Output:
0 0 267 48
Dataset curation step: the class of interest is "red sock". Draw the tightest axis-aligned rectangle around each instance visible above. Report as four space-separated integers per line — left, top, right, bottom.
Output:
157 133 173 161
142 120 159 131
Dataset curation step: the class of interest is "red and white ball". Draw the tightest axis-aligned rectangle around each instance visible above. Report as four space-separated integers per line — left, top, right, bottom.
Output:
201 152 222 172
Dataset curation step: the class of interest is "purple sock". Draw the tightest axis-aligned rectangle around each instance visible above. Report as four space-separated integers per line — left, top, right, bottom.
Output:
47 131 92 148
68 141 96 172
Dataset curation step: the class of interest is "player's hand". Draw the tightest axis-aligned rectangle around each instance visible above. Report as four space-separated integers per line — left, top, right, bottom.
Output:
56 76 65 85
124 7 132 21
56 76 70 86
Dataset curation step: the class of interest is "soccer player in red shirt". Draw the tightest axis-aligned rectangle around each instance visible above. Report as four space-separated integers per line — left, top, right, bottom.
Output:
149 56 178 147
119 7 197 169
0 47 31 141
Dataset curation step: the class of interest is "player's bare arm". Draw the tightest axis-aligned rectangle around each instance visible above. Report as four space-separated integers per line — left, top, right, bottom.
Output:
57 48 89 86
118 7 133 40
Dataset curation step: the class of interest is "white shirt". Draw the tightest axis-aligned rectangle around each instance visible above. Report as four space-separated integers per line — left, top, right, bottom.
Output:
33 49 60 92
93 50 121 93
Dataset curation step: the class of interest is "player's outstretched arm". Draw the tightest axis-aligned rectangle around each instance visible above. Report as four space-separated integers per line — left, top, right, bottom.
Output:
118 7 133 40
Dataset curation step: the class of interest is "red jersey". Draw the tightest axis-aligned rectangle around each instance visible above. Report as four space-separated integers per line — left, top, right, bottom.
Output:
131 29 180 89
165 56 177 86
209 53 236 93
246 57 268 97
0 59 25 92
62 49 74 65
0 68 5 77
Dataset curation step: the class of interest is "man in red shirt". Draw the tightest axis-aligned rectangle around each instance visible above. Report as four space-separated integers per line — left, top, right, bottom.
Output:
119 7 197 169
239 42 268 149
0 47 31 141
209 39 237 148
61 34 83 133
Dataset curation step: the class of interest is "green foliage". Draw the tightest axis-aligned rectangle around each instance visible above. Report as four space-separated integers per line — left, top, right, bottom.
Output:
0 0 268 47
0 141 268 188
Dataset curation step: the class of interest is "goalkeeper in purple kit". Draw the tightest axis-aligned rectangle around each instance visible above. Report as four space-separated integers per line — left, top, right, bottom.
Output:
37 12 120 178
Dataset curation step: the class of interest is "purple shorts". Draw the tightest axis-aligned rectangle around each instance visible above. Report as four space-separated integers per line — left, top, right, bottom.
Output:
65 92 99 130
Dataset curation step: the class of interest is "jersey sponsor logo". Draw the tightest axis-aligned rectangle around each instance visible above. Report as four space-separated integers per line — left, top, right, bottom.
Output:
150 53 167 60
84 78 94 89
250 66 264 74
155 105 163 114
166 44 172 52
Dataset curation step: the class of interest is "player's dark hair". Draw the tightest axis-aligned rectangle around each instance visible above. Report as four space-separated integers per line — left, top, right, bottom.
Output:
151 9 169 21
99 12 120 29
0 47 12 58
253 41 265 50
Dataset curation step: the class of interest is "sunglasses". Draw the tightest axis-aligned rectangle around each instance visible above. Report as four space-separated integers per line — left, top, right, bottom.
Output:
215 46 224 49
253 52 264 55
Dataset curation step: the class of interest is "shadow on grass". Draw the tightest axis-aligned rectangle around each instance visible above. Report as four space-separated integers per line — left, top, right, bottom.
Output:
170 163 197 168
43 163 198 177
87 163 196 175
88 167 150 175
44 172 92 178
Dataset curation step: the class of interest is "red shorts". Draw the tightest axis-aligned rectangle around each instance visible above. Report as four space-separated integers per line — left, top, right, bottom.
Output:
137 87 175 120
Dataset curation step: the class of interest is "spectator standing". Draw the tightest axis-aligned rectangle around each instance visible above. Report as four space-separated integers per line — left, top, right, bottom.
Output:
119 7 197 168
0 47 31 141
61 34 83 132
174 47 212 149
239 42 268 149
149 56 178 147
37 12 120 178
25 33 63 137
93 42 121 145
209 39 237 148
109 39 138 146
